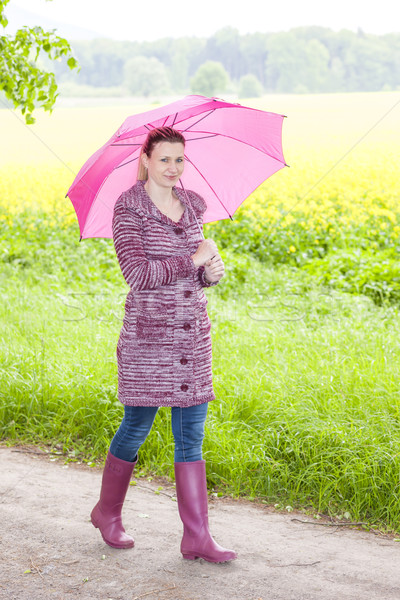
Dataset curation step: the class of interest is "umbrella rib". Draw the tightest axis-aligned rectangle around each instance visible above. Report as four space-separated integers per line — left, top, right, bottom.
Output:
114 156 140 170
185 129 288 166
112 131 285 165
111 121 286 166
183 154 233 220
181 110 216 132
81 156 139 237
184 134 218 142
111 134 218 146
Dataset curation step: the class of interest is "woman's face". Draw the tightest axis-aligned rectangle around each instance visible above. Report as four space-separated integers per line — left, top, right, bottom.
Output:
142 141 185 189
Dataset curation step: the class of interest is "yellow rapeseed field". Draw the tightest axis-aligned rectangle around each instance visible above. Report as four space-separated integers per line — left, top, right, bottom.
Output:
0 92 399 248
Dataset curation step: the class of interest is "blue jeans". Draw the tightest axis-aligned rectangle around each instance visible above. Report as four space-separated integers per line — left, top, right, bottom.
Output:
109 403 209 463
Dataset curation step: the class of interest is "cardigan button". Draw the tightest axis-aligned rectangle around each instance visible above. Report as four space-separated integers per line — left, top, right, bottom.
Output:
184 290 191 298
180 357 188 365
175 228 183 235
183 323 191 331
181 384 188 391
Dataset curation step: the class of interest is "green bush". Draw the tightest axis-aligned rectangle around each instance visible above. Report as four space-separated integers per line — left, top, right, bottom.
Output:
302 248 400 305
238 74 263 98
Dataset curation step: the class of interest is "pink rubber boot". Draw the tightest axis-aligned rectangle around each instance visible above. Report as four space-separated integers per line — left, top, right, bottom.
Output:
174 460 237 563
91 451 136 549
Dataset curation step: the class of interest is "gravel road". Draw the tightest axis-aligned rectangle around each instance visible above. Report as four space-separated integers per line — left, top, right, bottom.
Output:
1 445 400 600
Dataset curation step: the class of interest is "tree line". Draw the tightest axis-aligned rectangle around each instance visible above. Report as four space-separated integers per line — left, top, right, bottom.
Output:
50 26 400 97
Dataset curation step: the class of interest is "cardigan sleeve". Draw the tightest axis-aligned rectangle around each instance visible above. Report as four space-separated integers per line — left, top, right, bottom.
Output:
198 265 219 287
112 202 196 291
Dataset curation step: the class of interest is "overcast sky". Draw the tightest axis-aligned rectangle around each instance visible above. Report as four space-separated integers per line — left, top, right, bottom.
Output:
8 0 399 41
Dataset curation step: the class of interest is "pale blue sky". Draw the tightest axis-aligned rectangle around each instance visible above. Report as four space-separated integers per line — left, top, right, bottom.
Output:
8 0 399 41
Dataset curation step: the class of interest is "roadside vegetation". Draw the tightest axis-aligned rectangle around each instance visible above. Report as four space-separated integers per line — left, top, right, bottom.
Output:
1 91 400 532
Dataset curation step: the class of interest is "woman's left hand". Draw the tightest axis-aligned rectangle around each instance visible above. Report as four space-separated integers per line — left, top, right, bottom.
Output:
204 254 225 283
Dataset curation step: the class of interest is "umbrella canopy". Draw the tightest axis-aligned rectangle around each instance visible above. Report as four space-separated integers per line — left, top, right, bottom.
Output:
66 95 287 240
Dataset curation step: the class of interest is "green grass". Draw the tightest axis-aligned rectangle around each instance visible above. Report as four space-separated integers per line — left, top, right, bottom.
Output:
2 214 400 532
2 91 400 532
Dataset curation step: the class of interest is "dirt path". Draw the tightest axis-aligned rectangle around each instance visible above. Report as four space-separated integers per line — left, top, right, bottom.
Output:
1 446 400 600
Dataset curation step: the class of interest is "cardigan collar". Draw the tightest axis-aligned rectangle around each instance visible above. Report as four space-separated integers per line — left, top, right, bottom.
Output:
126 179 192 227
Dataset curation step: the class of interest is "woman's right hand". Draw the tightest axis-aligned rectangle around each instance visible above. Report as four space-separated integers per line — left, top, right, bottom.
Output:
191 239 219 268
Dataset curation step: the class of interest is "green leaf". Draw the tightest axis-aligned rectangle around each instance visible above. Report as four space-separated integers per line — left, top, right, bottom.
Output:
67 56 78 69
25 114 35 124
0 13 76 121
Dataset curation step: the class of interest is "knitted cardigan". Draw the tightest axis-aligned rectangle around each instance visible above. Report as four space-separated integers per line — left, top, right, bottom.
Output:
112 180 219 407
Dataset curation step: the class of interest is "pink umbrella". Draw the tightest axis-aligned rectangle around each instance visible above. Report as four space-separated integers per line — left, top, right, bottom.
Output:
66 95 287 240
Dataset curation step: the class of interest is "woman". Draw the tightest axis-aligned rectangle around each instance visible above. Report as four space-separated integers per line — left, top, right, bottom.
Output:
90 127 236 563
